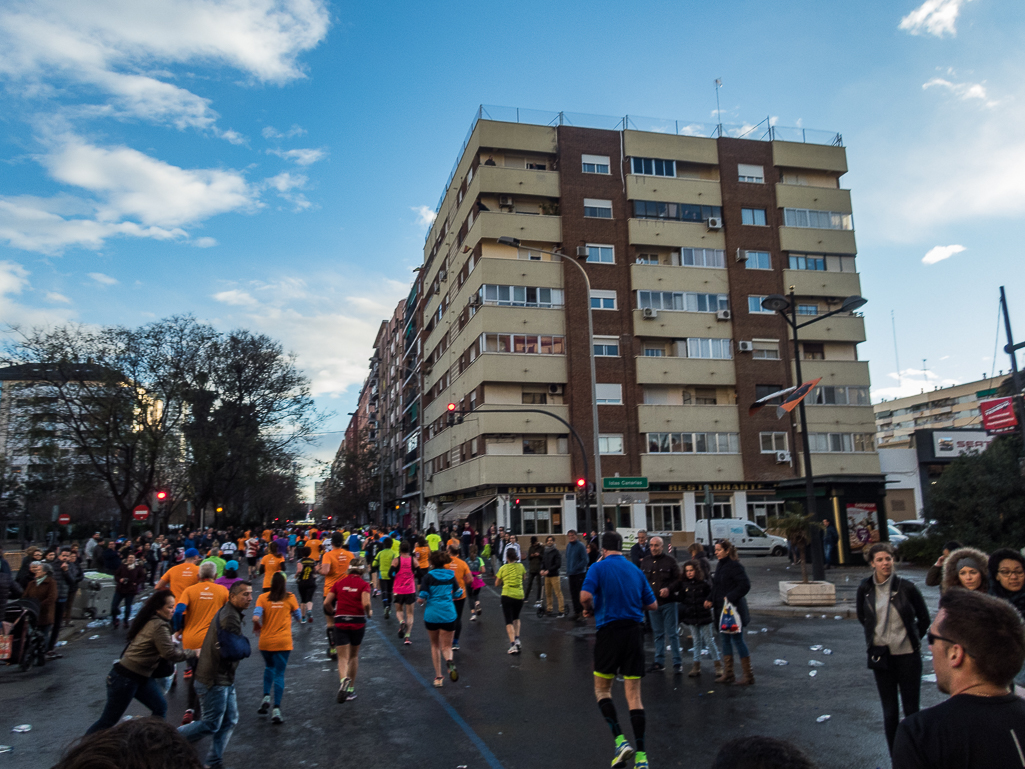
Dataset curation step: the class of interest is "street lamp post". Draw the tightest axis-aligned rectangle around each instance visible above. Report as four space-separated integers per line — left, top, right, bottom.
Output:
761 290 868 583
498 236 604 534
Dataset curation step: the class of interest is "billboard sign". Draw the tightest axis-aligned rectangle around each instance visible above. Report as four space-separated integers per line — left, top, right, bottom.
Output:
980 397 1019 435
847 502 880 554
932 431 994 458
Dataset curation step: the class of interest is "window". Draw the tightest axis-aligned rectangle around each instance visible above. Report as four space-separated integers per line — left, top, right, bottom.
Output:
681 248 726 268
797 304 818 316
586 244 615 263
522 391 547 405
737 164 764 183
744 251 772 270
593 336 620 357
752 340 780 360
631 158 676 177
808 433 875 453
480 333 566 355
635 253 660 265
599 434 624 454
590 290 617 310
802 342 825 360
748 499 784 529
646 432 739 454
596 384 623 405
643 346 664 357
755 384 785 404
646 504 683 531
693 387 717 405
789 255 826 271
582 154 611 174
637 291 729 312
810 385 870 406
748 296 773 314
633 200 722 223
481 285 564 308
784 208 853 230
523 437 548 455
696 498 733 520
685 338 732 359
741 208 767 226
584 198 613 218
760 432 788 452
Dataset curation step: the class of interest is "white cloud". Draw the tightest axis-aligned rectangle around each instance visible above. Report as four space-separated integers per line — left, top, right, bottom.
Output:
899 0 974 38
267 147 327 165
412 205 436 229
212 288 257 306
923 77 997 107
872 367 962 402
45 291 71 303
88 272 118 286
0 260 75 328
192 236 217 248
922 244 966 264
262 171 311 210
216 128 247 145
262 124 306 139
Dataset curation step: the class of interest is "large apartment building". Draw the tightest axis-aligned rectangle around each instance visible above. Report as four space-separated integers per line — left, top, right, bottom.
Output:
408 108 883 549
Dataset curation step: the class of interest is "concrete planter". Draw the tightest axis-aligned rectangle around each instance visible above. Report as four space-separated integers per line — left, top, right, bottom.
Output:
779 580 836 606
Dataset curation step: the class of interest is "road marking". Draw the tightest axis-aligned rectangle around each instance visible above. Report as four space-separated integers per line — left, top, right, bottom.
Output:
369 623 506 769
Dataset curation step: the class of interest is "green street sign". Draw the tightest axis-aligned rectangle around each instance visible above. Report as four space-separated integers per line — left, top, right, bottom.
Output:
603 477 648 490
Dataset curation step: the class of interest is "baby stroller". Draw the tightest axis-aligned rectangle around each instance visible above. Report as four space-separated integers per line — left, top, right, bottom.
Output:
3 598 47 671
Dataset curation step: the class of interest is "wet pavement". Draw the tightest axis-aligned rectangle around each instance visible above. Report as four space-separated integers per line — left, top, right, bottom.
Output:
1 560 944 769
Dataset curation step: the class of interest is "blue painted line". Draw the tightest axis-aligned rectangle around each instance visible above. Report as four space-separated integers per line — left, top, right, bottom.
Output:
369 623 506 769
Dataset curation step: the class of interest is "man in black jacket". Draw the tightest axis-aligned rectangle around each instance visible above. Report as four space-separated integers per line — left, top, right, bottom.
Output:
640 537 682 672
540 536 565 617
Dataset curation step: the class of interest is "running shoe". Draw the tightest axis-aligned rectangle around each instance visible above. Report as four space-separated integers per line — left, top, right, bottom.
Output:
611 741 635 768
433 677 443 688
345 688 357 702
328 646 337 660
514 638 521 650
299 615 306 624
507 643 518 655
257 695 271 715
452 641 460 651
634 751 649 769
398 621 406 638
180 709 195 726
534 601 542 608
384 606 390 619
447 659 459 682
558 612 566 618
403 636 412 645
470 613 477 622
475 601 481 615
271 707 283 724
337 677 351 704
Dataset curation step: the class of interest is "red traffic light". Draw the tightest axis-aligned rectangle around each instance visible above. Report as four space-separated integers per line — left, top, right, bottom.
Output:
155 491 168 501
576 478 586 488
447 403 456 411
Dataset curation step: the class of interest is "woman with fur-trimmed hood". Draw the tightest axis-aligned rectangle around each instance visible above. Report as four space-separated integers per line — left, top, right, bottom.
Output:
941 546 990 593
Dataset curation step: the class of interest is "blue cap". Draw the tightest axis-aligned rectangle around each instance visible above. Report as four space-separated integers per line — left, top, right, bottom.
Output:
184 548 200 558
225 560 239 571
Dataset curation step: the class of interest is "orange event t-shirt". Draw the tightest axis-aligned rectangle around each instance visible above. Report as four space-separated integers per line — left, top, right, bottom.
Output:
261 553 285 589
262 529 272 542
306 539 322 559
256 591 298 651
445 556 472 597
178 581 229 650
414 546 430 570
322 548 352 592
164 562 200 601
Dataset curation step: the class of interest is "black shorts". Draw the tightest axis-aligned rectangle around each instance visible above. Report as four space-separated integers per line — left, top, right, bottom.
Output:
424 620 456 632
594 620 645 679
501 596 524 624
296 581 316 603
247 556 257 567
334 626 365 646
393 593 416 605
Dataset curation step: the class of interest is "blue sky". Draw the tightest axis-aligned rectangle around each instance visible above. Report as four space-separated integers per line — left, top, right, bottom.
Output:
1 0 1023 485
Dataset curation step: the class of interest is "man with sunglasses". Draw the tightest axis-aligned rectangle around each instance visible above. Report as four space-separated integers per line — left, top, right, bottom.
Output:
892 588 1025 768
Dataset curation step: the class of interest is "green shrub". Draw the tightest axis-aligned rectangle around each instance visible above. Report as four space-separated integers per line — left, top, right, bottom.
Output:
896 532 946 566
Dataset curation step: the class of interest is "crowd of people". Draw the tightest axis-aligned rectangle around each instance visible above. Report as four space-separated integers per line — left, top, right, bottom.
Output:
4 518 1024 769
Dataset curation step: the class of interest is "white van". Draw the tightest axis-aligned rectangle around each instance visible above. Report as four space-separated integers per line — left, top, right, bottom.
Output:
694 519 789 557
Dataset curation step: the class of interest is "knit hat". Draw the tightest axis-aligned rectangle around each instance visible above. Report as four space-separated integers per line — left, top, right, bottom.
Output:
184 548 200 558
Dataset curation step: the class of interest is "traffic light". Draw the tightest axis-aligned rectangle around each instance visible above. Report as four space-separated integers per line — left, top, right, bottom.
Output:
576 478 586 489
155 491 167 502
445 402 464 426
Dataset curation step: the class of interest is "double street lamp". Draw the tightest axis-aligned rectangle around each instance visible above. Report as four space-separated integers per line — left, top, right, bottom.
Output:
761 290 868 582
497 236 604 533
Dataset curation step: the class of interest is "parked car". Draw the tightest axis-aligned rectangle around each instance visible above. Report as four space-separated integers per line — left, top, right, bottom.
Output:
694 518 789 557
891 519 934 538
887 525 908 547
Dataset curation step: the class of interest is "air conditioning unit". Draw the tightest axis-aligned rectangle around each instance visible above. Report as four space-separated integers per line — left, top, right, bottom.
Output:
642 307 658 320
736 248 748 262
439 269 448 282
548 384 564 395
716 309 732 321
499 195 514 207
468 295 482 308
707 217 723 230
738 341 754 352
576 246 589 258
775 450 792 464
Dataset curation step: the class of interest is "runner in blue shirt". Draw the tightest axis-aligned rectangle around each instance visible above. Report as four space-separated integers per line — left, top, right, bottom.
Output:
417 550 462 688
581 531 658 769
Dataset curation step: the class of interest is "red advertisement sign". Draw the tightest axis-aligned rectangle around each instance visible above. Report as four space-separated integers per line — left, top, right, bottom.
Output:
980 397 1019 435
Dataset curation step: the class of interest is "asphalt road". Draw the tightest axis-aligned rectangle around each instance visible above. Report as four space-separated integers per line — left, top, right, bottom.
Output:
1 568 945 769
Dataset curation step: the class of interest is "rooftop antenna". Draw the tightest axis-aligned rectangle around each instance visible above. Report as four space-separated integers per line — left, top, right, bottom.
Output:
891 310 902 388
715 79 723 138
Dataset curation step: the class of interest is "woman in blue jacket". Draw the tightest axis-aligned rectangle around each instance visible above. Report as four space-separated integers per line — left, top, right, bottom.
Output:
417 549 462 687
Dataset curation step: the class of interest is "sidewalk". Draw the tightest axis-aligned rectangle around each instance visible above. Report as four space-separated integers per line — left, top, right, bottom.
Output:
743 556 939 618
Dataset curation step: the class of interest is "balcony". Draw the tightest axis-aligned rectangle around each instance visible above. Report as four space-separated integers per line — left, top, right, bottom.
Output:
798 359 871 387
635 356 736 386
632 309 732 340
775 184 852 214
771 141 848 174
801 405 877 433
428 454 572 496
797 452 881 477
476 164 560 198
630 264 730 293
465 211 561 249
782 269 862 299
640 453 746 483
626 176 721 206
779 226 856 255
788 314 866 344
637 405 739 434
629 218 725 250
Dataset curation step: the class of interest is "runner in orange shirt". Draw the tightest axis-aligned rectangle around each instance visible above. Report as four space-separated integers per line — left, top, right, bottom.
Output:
174 562 228 724
156 548 201 601
262 528 273 542
260 542 286 592
306 535 323 560
445 544 474 651
318 532 352 658
414 537 431 584
253 571 300 724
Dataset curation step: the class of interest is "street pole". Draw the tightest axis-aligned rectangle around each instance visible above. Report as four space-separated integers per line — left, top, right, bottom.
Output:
788 290 827 582
497 238 604 534
998 286 1025 455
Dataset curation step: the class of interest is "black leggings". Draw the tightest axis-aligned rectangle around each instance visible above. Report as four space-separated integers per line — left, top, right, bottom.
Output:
873 652 922 753
453 598 465 641
379 579 393 608
524 572 543 602
501 596 524 625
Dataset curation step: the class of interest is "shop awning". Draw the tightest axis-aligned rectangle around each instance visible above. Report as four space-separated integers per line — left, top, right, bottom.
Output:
439 495 496 522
